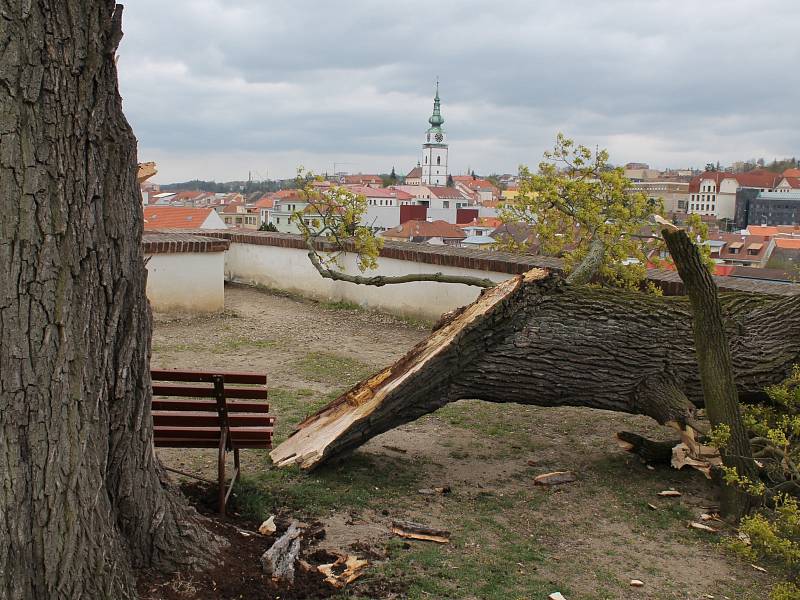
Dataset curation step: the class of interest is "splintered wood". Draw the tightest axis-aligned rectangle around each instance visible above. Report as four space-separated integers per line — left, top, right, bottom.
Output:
391 520 451 544
270 270 547 470
316 554 368 588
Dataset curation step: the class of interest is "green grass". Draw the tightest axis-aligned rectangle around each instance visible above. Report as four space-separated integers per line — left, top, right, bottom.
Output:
322 299 363 311
267 387 340 442
435 400 546 455
296 351 375 385
231 453 422 520
152 336 278 354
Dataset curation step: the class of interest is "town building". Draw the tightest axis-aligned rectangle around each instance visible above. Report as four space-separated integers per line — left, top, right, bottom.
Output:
624 163 661 181
142 206 226 230
687 170 782 221
628 181 689 214
735 190 800 228
381 219 466 245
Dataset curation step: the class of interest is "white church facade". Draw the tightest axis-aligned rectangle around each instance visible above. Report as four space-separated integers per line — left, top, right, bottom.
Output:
407 85 450 186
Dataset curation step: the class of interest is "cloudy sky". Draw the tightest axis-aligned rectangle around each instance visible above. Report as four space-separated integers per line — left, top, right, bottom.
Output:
118 0 799 183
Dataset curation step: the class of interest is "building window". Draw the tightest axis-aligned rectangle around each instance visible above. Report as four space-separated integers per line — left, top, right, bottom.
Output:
437 156 441 165
442 201 449 208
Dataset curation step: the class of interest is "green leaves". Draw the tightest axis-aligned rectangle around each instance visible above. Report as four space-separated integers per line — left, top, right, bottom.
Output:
499 133 665 290
291 169 384 273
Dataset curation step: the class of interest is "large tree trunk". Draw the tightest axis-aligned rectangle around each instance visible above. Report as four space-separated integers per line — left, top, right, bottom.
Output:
271 271 800 470
0 3 222 599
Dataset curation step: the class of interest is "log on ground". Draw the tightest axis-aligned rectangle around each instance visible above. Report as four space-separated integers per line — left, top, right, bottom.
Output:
270 270 800 471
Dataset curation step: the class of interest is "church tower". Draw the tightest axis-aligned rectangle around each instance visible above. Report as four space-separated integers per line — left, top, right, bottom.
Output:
421 82 448 186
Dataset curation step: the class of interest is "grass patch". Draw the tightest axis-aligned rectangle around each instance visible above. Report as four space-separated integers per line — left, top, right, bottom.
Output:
297 351 374 385
268 387 339 442
435 400 545 455
232 453 421 520
322 299 363 311
152 336 278 354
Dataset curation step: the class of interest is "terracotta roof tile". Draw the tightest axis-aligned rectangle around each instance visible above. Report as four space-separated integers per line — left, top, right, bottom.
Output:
382 219 466 240
143 207 216 230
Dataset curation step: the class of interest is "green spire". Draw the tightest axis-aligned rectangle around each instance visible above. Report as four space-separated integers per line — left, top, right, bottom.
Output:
428 80 444 129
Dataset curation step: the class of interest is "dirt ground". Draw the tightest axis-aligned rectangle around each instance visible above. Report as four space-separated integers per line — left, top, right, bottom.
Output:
151 283 772 600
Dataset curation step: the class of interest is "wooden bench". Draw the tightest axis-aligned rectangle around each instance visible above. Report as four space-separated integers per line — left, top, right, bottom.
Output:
150 369 274 515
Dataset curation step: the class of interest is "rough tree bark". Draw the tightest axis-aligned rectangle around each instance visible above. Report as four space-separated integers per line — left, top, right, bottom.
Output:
0 3 222 599
271 270 800 470
662 227 759 520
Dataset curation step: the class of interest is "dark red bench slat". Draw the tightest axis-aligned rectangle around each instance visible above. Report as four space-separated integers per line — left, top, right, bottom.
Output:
151 398 271 413
153 411 275 428
152 384 268 400
154 425 272 440
151 369 267 385
154 438 271 449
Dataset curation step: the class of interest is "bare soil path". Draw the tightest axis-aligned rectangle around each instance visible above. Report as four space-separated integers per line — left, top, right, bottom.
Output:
152 283 772 600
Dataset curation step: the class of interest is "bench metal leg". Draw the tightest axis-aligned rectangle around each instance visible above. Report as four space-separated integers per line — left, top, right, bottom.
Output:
218 428 227 516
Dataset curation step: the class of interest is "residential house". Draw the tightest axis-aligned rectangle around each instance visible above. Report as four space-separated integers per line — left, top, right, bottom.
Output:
339 174 383 188
268 191 310 233
767 237 800 272
705 233 773 268
220 203 260 229
142 206 226 230
461 217 502 238
688 170 781 221
381 220 466 245
405 165 422 186
428 186 469 210
629 181 689 214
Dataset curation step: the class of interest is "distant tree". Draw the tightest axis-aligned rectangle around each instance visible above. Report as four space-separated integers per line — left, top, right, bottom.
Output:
381 167 398 187
446 174 455 187
757 158 765 168
485 174 504 190
259 222 279 232
706 163 716 171
498 134 669 290
471 169 477 179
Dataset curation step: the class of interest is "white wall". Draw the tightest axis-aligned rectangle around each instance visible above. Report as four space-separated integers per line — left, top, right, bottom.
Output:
146 252 225 313
224 242 514 320
363 206 401 230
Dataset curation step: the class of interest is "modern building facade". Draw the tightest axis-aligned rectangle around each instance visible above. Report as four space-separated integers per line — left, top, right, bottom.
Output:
736 190 800 228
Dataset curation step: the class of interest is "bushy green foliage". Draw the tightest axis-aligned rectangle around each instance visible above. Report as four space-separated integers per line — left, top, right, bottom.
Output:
290 168 383 273
498 134 662 290
714 366 800 598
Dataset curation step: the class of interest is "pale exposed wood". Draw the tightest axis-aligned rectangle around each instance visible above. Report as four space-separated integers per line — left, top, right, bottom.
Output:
137 161 158 183
270 272 542 468
391 521 451 544
317 554 369 589
533 471 577 486
261 522 302 581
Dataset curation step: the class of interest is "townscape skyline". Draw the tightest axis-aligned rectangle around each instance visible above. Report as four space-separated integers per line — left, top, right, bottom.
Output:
119 0 800 183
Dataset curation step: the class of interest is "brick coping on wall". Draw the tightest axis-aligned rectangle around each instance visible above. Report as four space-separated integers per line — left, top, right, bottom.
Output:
157 229 800 297
142 231 230 254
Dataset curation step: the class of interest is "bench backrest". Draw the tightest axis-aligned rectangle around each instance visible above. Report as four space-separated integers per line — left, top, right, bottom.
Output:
151 369 273 449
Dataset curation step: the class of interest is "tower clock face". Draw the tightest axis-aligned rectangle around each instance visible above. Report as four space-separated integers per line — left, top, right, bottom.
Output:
435 132 444 142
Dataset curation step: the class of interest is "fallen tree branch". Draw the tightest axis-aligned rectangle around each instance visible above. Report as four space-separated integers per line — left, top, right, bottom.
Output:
270 268 800 471
615 431 677 464
305 238 496 288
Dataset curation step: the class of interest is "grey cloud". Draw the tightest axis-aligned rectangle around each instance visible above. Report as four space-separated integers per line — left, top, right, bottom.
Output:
119 0 800 182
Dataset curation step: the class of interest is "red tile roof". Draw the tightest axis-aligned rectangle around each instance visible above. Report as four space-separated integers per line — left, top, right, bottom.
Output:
382 219 466 240
746 225 800 236
689 170 781 193
461 217 503 229
406 166 422 178
428 186 465 199
782 168 800 177
775 238 800 249
253 196 275 209
143 207 216 230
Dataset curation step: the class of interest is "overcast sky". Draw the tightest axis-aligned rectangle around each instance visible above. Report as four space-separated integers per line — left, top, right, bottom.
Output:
118 0 799 183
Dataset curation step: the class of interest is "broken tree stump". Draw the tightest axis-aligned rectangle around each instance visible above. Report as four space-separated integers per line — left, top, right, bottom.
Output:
270 269 800 471
261 521 302 581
